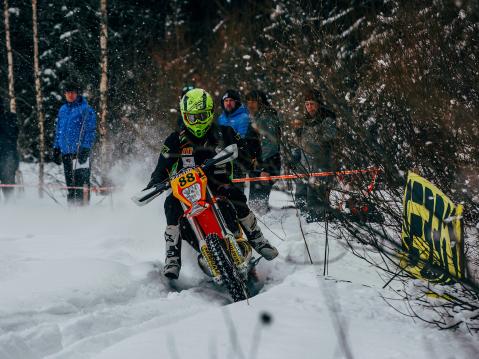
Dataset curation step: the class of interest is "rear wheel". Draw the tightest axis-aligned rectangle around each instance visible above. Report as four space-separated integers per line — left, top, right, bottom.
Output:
205 233 248 302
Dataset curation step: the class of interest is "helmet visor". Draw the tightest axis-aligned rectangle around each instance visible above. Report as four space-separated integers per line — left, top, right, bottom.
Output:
183 111 211 125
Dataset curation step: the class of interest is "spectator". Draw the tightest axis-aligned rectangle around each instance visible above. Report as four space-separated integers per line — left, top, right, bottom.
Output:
246 90 281 214
52 81 97 205
218 89 260 190
292 88 337 222
0 99 19 201
218 89 250 137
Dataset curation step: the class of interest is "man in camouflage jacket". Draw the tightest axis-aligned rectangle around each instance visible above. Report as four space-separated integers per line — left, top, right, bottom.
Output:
292 88 337 221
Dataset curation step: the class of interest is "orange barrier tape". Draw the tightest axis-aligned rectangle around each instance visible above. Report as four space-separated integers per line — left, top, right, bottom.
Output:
232 168 381 183
0 168 381 193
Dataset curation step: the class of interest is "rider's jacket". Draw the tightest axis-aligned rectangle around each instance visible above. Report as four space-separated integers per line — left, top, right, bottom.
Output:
147 124 250 189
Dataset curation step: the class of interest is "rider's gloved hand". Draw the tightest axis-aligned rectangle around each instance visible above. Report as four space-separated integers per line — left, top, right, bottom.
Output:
145 179 159 190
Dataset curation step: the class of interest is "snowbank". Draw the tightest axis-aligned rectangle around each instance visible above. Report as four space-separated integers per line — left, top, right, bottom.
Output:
0 163 477 358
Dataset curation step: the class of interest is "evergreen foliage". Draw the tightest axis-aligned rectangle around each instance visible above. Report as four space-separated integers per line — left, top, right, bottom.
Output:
0 0 477 214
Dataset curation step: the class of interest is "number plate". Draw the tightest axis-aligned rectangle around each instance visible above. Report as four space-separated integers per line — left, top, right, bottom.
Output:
176 169 197 188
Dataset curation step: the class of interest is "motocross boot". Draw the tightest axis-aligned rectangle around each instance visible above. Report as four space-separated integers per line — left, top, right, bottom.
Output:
239 212 278 260
164 225 181 279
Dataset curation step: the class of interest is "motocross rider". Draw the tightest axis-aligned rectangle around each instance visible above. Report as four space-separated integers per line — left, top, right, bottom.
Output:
146 88 279 279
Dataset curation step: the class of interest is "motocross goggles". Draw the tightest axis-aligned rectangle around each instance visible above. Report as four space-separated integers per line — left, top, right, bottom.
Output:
183 111 212 125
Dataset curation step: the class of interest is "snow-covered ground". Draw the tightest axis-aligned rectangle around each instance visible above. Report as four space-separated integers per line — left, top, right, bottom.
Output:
0 163 477 358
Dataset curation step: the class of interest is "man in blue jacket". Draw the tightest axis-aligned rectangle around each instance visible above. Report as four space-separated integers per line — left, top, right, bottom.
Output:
53 81 97 205
218 89 260 190
218 89 250 138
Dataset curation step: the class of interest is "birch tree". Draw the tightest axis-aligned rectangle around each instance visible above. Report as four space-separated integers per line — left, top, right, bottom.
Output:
3 0 16 113
32 0 45 194
99 0 109 183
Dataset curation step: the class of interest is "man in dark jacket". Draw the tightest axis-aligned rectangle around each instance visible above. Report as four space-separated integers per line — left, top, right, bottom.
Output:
147 88 278 279
246 90 282 214
0 100 19 201
217 89 260 190
53 81 97 205
292 88 337 221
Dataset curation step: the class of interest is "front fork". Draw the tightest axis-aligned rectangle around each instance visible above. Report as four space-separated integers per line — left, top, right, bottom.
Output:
183 188 251 283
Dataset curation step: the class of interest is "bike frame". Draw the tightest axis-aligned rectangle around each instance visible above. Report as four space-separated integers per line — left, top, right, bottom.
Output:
170 167 249 281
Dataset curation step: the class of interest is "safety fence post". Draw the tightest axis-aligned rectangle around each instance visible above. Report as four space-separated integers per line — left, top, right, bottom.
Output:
83 184 89 205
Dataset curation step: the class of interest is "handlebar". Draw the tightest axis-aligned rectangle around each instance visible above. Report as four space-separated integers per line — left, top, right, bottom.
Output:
133 145 237 207
202 151 233 170
132 181 170 206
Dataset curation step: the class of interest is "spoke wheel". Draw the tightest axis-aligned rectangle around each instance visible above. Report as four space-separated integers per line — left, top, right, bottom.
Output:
206 233 248 302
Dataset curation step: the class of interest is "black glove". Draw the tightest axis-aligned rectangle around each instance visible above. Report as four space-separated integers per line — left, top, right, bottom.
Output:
78 147 90 164
145 179 159 190
53 148 62 165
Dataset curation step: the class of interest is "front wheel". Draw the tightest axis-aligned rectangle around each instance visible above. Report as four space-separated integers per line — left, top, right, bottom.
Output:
205 233 248 302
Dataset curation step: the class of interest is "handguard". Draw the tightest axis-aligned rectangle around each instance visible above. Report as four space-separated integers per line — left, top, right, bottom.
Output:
131 182 169 206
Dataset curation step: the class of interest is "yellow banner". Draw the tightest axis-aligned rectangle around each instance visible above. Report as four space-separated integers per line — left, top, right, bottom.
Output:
401 171 464 283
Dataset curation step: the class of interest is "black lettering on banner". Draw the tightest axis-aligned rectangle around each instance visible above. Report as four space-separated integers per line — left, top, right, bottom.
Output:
412 181 423 204
409 213 423 265
435 195 445 220
402 172 464 283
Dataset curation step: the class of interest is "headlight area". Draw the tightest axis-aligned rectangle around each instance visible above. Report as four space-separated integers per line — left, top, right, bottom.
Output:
182 183 202 203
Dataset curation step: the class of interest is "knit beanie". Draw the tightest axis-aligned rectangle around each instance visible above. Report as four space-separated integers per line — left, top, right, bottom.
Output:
303 88 322 103
62 81 82 93
221 89 241 111
246 90 269 106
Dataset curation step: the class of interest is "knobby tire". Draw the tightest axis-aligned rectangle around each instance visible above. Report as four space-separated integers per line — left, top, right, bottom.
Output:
205 233 248 302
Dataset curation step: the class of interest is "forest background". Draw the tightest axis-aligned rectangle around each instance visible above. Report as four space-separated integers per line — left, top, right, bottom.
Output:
1 0 478 220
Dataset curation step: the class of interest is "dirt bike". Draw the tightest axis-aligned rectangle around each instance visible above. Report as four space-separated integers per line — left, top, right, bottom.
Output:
133 144 257 302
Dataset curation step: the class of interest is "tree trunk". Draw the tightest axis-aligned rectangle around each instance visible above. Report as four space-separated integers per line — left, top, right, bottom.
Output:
99 0 109 185
3 0 17 113
32 0 45 196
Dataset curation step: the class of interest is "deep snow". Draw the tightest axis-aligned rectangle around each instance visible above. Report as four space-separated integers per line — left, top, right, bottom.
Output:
0 163 477 359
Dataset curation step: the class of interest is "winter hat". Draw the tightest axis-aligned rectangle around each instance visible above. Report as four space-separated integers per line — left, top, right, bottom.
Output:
221 89 241 111
246 90 269 106
62 80 81 93
303 88 322 103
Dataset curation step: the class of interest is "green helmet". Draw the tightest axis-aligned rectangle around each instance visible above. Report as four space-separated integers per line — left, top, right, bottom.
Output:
180 88 214 138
